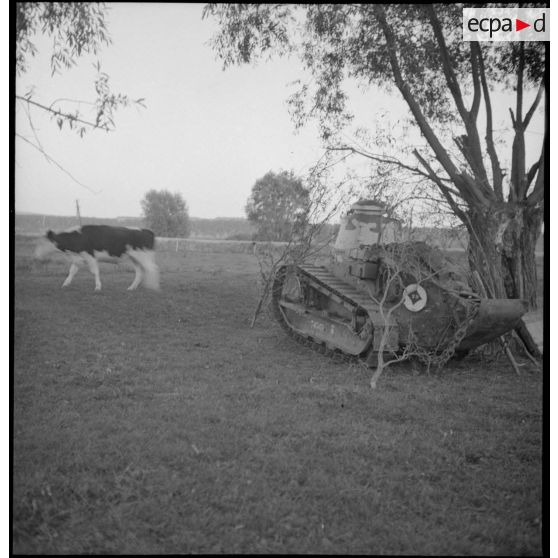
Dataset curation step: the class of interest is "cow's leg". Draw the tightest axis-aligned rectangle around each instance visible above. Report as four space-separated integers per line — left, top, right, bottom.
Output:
83 254 102 291
127 259 143 290
62 260 80 287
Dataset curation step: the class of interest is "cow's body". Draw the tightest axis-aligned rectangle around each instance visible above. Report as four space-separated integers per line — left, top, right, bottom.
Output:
34 225 160 291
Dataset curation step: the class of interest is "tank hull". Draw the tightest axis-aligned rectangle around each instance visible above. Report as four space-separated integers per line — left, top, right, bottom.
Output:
272 200 528 367
272 262 528 367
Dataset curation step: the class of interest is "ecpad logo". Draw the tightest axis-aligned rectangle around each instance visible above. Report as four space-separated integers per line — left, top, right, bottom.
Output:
463 8 549 42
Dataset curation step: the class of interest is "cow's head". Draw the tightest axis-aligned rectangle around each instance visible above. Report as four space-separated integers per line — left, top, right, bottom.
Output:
34 230 59 260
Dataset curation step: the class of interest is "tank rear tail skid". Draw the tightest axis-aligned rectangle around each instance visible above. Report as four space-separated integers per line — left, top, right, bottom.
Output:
456 298 529 351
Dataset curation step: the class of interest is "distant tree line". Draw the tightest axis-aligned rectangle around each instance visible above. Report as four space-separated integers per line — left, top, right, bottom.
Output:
14 212 254 240
14 211 535 252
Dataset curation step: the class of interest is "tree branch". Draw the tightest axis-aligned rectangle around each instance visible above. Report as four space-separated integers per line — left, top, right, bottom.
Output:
515 42 524 125
426 6 490 192
526 140 545 206
16 95 110 131
22 98 46 154
509 108 516 128
49 97 96 109
327 145 461 194
526 160 539 188
15 133 101 194
473 42 504 200
469 42 481 121
413 149 467 223
426 5 468 123
453 136 480 179
510 43 527 202
523 82 544 130
374 5 494 212
373 6 461 184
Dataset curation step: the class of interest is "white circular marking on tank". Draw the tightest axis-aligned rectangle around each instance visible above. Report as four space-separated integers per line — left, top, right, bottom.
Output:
402 284 427 312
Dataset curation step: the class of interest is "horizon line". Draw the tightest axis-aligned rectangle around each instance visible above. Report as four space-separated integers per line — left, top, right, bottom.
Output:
14 211 249 221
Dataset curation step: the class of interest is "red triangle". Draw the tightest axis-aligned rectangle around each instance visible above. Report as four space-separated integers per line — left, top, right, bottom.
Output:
516 18 531 31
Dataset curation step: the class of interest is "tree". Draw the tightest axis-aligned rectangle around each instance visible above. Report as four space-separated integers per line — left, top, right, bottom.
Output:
204 4 546 308
245 170 310 241
141 190 191 238
16 3 144 145
249 159 354 327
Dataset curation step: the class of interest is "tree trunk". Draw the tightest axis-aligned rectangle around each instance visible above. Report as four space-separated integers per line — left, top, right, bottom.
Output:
500 204 542 309
466 208 508 300
466 204 542 309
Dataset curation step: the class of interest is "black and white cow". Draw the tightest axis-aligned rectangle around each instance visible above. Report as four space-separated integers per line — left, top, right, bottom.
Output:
34 225 160 291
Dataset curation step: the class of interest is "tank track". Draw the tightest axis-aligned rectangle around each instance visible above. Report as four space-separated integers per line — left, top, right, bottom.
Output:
272 264 394 366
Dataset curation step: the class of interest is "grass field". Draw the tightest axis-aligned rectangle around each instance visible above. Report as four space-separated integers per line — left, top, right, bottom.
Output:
13 235 543 554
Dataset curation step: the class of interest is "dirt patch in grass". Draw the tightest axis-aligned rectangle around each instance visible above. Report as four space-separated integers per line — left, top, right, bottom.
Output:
12 237 543 554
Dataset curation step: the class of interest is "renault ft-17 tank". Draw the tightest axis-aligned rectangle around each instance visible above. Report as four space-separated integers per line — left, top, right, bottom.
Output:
272 199 528 366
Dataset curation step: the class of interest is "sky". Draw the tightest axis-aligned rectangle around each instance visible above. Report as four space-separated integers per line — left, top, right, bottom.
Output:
15 3 346 219
15 3 546 221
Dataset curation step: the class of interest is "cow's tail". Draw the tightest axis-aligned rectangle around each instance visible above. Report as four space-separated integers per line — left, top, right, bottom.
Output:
134 229 159 290
141 250 160 290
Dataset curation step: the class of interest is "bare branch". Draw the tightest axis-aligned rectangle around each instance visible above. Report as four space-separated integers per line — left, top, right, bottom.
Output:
526 143 545 206
413 149 467 223
49 97 96 109
469 43 481 120
515 42 525 125
310 151 353 176
461 212 497 296
373 5 461 184
367 243 478 388
22 99 46 154
510 43 528 202
526 160 539 188
327 145 450 186
427 6 490 191
526 87 547 207
509 108 516 129
453 136 478 178
427 5 468 123
473 42 504 200
15 133 101 194
523 82 544 130
374 5 495 208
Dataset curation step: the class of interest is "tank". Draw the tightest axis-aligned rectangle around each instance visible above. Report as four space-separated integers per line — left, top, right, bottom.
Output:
272 199 528 366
